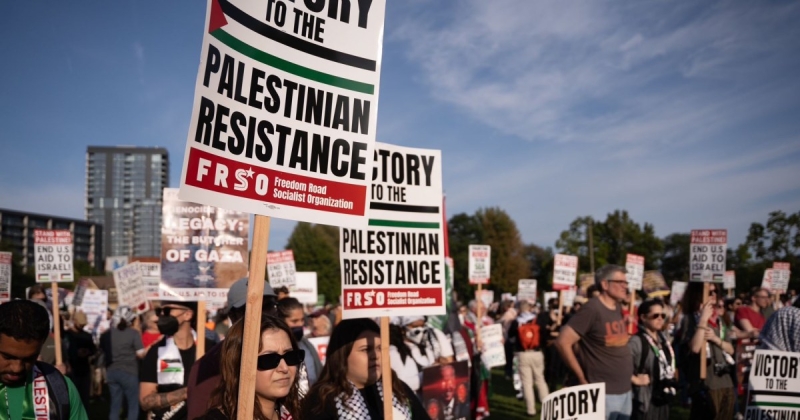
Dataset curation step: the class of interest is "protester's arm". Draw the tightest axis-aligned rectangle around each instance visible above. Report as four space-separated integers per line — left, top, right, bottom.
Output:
690 301 715 354
555 326 587 385
139 382 188 411
628 335 650 387
64 375 89 420
705 329 734 355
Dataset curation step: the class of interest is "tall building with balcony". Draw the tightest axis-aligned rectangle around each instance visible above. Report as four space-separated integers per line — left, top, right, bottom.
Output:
86 146 168 259
0 209 102 268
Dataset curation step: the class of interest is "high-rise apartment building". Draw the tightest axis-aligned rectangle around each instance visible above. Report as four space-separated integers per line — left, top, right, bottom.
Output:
86 146 168 258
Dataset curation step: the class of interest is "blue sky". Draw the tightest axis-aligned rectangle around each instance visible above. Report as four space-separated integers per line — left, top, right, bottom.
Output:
1 1 799 254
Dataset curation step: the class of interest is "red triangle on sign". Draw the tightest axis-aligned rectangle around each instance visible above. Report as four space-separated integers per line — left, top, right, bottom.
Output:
209 0 228 33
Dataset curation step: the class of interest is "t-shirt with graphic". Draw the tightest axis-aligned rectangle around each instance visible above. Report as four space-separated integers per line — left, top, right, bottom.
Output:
566 296 633 394
0 368 88 420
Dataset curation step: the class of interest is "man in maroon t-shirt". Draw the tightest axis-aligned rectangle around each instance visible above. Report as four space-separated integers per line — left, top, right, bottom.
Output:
735 288 770 338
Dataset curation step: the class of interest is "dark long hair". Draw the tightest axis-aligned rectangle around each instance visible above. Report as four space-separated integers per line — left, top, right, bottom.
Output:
207 314 302 419
389 323 412 364
305 318 409 417
681 282 716 315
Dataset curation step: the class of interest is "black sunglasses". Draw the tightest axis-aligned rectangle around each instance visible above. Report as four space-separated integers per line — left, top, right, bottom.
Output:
257 349 305 371
155 307 187 317
648 313 667 320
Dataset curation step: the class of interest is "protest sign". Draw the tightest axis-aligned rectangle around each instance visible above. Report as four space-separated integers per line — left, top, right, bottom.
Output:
690 229 727 282
161 188 249 302
420 361 470 420
625 254 645 291
267 250 297 287
544 291 559 309
468 245 491 285
289 271 317 304
577 273 595 298
340 142 445 319
105 256 129 273
553 254 578 291
140 262 161 299
477 289 495 310
772 262 791 293
113 262 149 314
642 271 670 298
307 336 330 365
177 0 387 230
562 286 577 308
34 230 73 282
736 337 759 397
480 323 506 369
746 350 800 418
541 383 606 420
81 289 108 334
0 252 11 304
761 269 773 291
723 270 736 291
517 279 537 302
501 292 515 302
670 281 688 307
71 278 92 308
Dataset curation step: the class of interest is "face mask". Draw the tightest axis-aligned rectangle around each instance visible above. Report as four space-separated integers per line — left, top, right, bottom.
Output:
406 327 426 344
157 316 180 336
291 326 305 342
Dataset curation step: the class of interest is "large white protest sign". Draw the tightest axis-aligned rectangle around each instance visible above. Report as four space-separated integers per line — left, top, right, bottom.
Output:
517 279 537 302
772 262 791 293
541 383 606 420
468 245 491 285
81 289 108 334
267 250 297 287
690 229 727 282
161 188 249 302
562 286 577 308
746 350 800 419
723 270 736 291
553 254 578 291
177 0 387 229
761 269 773 291
480 323 506 369
626 254 645 291
289 271 317 304
105 256 129 273
0 252 11 304
340 143 445 319
670 281 688 307
139 262 161 300
113 262 149 314
34 230 73 283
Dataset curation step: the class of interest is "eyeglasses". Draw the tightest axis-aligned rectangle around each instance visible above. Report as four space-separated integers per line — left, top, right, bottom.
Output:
607 280 629 286
648 313 667 320
257 349 305 371
156 307 187 317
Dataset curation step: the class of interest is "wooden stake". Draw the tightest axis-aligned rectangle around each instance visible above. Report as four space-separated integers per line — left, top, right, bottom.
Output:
557 290 564 326
628 295 636 335
51 282 62 366
237 215 271 420
196 300 206 359
476 284 483 343
380 317 394 420
700 282 709 380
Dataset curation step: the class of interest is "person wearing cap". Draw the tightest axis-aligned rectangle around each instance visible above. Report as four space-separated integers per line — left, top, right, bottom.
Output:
186 277 278 420
309 308 332 338
140 301 213 420
302 318 430 420
65 310 96 408
102 306 146 420
277 297 323 393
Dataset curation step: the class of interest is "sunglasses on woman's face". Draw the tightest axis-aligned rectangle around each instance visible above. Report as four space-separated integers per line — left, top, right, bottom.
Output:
257 349 305 371
648 313 667 320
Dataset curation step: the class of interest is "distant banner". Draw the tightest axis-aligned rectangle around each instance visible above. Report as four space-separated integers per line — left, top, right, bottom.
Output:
480 323 505 368
113 262 149 314
140 262 161 300
553 254 578 291
746 350 800 418
625 254 645 291
723 270 736 290
81 289 108 334
289 272 318 304
105 256 129 273
420 361 470 420
562 286 577 308
517 279 537 302
468 245 491 285
0 252 11 304
160 188 249 301
541 383 605 420
670 281 687 307
690 229 727 282
267 250 297 288
34 230 74 283
771 262 791 293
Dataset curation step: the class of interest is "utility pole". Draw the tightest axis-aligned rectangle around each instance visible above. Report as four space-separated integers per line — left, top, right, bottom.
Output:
588 218 595 274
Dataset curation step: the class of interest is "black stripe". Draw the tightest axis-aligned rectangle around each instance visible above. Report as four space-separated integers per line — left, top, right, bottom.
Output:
218 0 377 71
369 202 440 213
751 390 800 396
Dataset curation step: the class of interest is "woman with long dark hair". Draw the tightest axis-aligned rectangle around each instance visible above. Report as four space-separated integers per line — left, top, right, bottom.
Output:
200 314 303 419
302 318 429 420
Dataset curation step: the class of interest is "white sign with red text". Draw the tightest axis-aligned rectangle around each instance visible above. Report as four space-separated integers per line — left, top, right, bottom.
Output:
268 250 297 288
469 245 491 285
690 229 727 282
289 271 317 304
113 262 150 315
177 0 387 229
553 254 578 291
670 281 688 307
0 252 11 303
626 254 645 291
517 279 537 302
723 270 736 290
771 262 791 293
34 230 74 283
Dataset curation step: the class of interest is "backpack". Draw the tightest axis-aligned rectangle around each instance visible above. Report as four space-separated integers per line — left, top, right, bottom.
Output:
35 361 71 419
518 321 541 350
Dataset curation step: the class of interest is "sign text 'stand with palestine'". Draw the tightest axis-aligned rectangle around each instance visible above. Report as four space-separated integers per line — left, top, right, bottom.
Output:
34 230 74 283
178 0 387 228
340 142 445 319
690 229 727 282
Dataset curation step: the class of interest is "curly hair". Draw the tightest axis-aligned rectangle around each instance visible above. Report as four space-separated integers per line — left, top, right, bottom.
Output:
206 314 302 419
0 300 50 342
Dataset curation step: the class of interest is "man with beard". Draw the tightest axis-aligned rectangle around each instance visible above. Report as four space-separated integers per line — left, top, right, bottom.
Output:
0 300 88 419
440 364 469 420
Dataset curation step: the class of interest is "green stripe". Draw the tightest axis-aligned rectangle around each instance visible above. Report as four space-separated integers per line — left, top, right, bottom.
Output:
368 219 440 229
752 402 800 408
211 29 374 95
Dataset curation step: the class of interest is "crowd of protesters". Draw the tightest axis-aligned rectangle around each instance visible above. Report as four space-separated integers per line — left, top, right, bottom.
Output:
2 268 799 420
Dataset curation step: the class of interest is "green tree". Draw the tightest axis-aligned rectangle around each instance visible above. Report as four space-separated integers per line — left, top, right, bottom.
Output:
661 233 690 282
285 223 340 304
447 213 484 302
524 243 554 286
744 210 800 291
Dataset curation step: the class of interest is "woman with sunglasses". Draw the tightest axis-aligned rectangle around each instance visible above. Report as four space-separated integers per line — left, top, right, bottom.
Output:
629 299 675 420
199 313 303 420
677 282 735 419
302 318 429 420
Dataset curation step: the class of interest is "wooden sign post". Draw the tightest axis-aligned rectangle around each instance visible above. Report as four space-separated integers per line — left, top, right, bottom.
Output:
557 290 564 326
699 282 709 380
380 317 394 420
237 215 271 420
476 284 483 343
196 300 206 359
628 298 636 335
51 282 62 366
